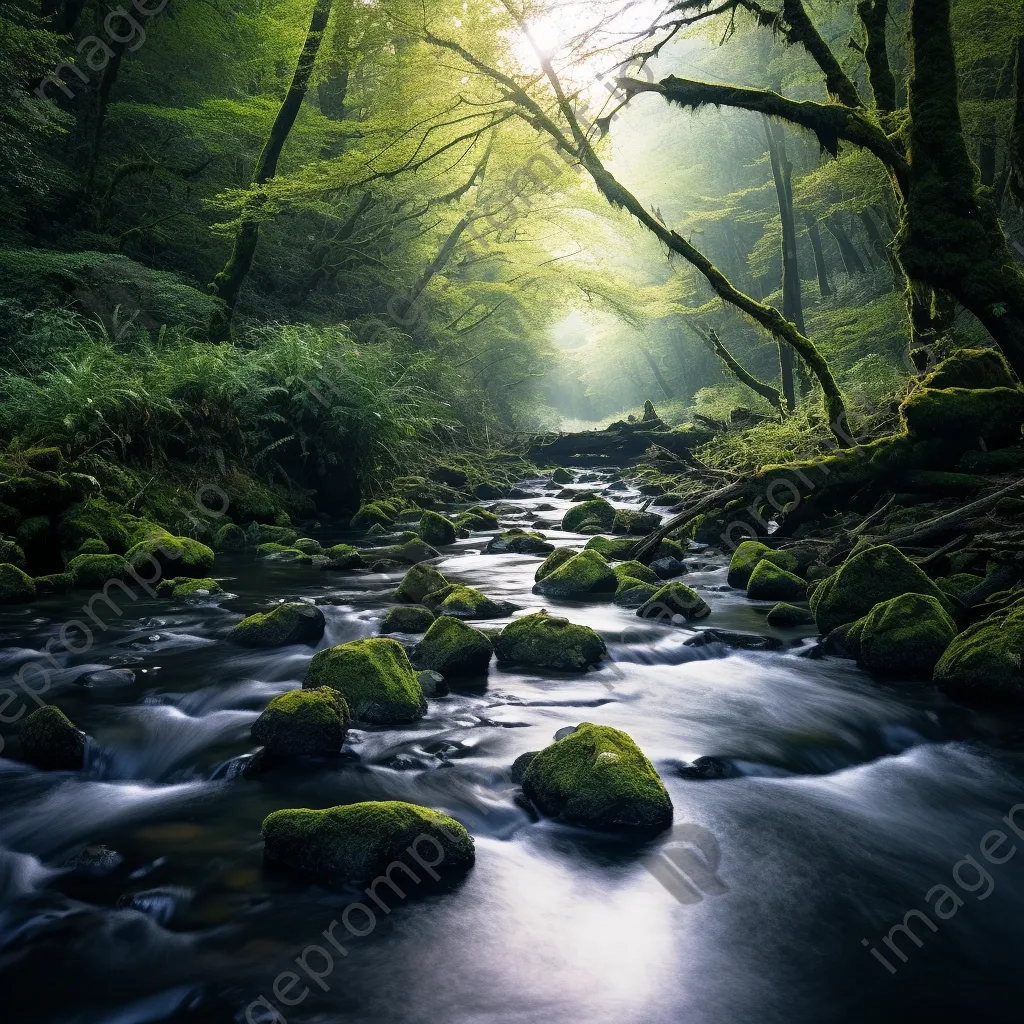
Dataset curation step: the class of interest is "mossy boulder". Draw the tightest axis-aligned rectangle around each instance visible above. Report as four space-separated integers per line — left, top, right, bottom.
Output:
422 583 515 619
395 564 448 603
214 523 246 552
934 599 1024 701
126 532 214 577
936 573 985 600
612 509 661 535
535 546 577 581
613 577 660 608
321 543 366 570
364 538 439 564
246 523 299 548
923 348 1017 391
454 505 500 531
66 553 130 589
430 465 468 488
493 610 606 670
766 602 814 628
746 560 806 601
521 723 672 831
533 549 617 599
0 563 35 602
228 602 326 647
900 386 1024 447
486 529 554 555
613 560 660 585
20 706 85 770
850 593 957 679
810 544 954 636
255 543 308 561
637 582 711 622
562 498 615 533
0 539 26 569
77 537 108 555
34 572 72 595
380 605 435 634
15 516 50 557
156 577 223 598
473 482 506 500
292 538 323 555
304 637 426 723
350 502 397 529
583 535 638 560
261 800 474 882
413 616 493 676
0 472 73 518
727 541 798 589
551 468 574 484
419 511 457 546
251 687 350 757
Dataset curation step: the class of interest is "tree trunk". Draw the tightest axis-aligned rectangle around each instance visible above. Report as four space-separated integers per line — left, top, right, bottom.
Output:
639 345 674 399
826 216 868 274
803 213 833 298
694 325 785 413
859 207 894 274
210 0 334 329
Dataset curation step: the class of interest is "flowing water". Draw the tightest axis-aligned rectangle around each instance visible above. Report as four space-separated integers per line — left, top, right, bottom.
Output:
2 472 1024 1023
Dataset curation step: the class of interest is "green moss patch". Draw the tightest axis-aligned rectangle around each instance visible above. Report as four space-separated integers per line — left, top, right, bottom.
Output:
0 563 34 603
251 687 350 757
901 386 1024 446
396 564 449 603
380 605 435 634
413 616 493 676
34 572 72 595
228 602 325 647
934 599 1024 701
422 583 515 619
612 509 661 535
157 577 223 598
727 541 798 589
535 546 578 581
487 529 554 555
533 550 617 599
214 523 247 552
321 543 366 570
852 593 957 679
493 610 606 670
419 511 457 546
613 577 660 608
613 560 660 585
126 531 214 577
637 582 711 622
66 553 130 589
766 602 814 628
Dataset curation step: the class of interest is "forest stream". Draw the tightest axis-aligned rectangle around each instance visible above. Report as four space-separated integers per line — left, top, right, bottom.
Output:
2 470 1024 1024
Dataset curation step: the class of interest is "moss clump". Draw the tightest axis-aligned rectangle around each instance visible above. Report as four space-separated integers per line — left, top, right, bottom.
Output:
422 583 514 619
413 616 493 676
583 535 638 560
533 550 617 599
0 473 72 518
562 498 615 533
292 538 323 555
251 687 350 757
934 599 1024 701
612 509 661 535
76 537 108 555
810 544 954 635
454 505 500 531
923 348 1016 390
0 539 26 569
156 577 223 598
535 546 578 581
551 468 574 484
487 529 554 555
727 541 798 589
363 538 439 565
34 572 72 595
395 564 449 603
228 602 325 647
255 543 307 561
20 447 64 473
521 723 672 831
66 553 130 589
613 561 659 585
613 577 660 608
419 511 456 546
746 560 806 601
936 573 985 599
350 502 397 530
214 523 246 552
126 531 214 577
246 523 299 548
16 515 50 554
380 604 436 634
321 543 365 570
304 637 426 723
430 465 468 487
0 563 35 602
637 582 711 622
473 482 505 500
900 386 1024 446
20 705 85 770
57 497 140 554
851 593 957 679
766 602 814 628
493 610 606 670
261 800 474 882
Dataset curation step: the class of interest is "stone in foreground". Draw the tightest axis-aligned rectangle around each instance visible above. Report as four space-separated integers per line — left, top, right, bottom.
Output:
934 598 1024 701
849 593 957 679
493 610 606 670
251 687 351 757
262 800 474 882
20 705 85 770
228 602 325 647
521 723 672 831
395 563 448 602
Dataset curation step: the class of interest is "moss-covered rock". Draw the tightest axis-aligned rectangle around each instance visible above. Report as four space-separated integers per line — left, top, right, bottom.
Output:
395 564 448 603
77 537 108 555
923 348 1017 391
34 572 71 595
255 543 309 561
304 637 426 723
766 602 814 628
612 509 661 535
636 582 711 621
419 511 457 546
0 539 26 569
486 529 554 555
380 605 435 634
934 599 1024 701
936 573 985 600
746 560 806 601
0 472 73 518
430 465 468 488
533 550 617 599
613 561 660 585
534 546 577 581
727 541 798 589
521 723 672 831
582 535 638 560
292 538 323 555
350 502 397 530
246 523 299 548
473 482 506 500
422 583 515 619
613 577 660 608
901 386 1024 446
851 593 957 679
0 563 35 602
0 502 20 534
228 602 325 647
261 800 474 882
493 611 606 670
126 532 214 577
156 577 223 598
20 705 85 770
213 523 246 552
319 543 366 570
454 505 500 531
251 687 350 757
413 616 493 676
56 498 139 554
551 468 574 484
562 498 615 533
15 515 50 558
363 538 439 565
810 544 955 636
66 553 130 589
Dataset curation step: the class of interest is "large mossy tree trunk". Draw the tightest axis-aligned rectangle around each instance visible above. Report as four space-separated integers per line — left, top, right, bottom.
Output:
898 0 1024 376
210 0 333 333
